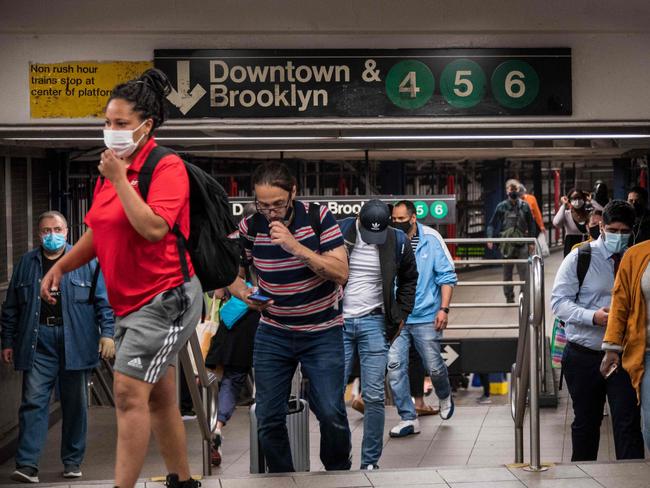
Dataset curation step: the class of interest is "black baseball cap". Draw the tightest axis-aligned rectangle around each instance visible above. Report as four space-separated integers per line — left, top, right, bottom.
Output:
359 199 390 244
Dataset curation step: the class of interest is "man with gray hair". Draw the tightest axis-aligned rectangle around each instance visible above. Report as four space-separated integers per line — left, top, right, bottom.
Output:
486 179 536 302
1 211 114 483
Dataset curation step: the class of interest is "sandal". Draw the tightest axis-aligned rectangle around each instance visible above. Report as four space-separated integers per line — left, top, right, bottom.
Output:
416 404 439 416
351 397 365 414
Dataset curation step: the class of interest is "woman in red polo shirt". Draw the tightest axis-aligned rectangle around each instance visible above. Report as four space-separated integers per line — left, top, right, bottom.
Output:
40 69 202 488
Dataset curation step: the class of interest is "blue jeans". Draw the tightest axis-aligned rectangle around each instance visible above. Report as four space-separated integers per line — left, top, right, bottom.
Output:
387 322 451 421
16 324 88 469
343 315 389 467
217 367 249 425
253 324 351 473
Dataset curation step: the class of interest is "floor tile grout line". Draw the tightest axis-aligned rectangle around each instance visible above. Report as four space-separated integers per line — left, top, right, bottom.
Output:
466 403 490 461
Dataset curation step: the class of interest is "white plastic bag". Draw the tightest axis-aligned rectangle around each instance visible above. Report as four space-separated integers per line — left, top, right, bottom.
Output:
537 231 550 257
188 292 220 375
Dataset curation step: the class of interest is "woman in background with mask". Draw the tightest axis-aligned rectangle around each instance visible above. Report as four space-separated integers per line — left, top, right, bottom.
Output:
39 69 202 488
601 199 650 451
553 189 591 256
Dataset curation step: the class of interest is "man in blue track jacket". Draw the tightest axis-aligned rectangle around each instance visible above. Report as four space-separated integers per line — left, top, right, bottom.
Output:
388 200 458 437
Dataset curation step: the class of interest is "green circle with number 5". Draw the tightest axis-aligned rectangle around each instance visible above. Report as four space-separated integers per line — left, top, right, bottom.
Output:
440 59 486 108
414 201 429 219
491 60 539 109
385 60 435 109
431 201 449 219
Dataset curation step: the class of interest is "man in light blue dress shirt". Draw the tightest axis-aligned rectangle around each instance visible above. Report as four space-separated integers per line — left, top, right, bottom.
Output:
551 200 643 461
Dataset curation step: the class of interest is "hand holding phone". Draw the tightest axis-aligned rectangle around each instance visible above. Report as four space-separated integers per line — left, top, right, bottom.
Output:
248 292 271 303
243 287 274 312
605 363 618 379
600 350 620 379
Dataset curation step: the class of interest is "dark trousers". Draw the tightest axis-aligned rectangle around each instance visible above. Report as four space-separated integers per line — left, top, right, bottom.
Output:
503 245 528 300
217 366 249 424
562 342 645 461
179 365 194 413
253 324 351 473
408 345 426 397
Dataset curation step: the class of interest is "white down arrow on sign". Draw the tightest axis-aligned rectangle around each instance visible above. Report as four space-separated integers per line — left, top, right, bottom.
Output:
166 60 206 115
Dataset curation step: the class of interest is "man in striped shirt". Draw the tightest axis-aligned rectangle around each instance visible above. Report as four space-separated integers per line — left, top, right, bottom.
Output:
228 162 351 473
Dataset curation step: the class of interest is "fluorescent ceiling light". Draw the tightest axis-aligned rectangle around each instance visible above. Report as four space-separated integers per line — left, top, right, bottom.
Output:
340 134 650 141
4 133 650 142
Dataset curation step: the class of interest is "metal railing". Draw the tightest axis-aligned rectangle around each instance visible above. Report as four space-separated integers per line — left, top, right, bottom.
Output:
444 237 537 330
510 255 548 471
450 237 551 397
445 237 547 469
177 332 221 476
88 358 115 407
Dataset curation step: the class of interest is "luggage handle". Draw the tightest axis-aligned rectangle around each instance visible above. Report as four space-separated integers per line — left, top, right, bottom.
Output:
288 396 305 414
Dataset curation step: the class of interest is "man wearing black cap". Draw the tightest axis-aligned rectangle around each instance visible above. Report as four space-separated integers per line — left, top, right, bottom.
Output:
338 199 418 470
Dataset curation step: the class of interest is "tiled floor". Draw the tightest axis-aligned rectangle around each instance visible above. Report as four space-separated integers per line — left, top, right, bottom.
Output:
4 462 650 487
0 251 637 487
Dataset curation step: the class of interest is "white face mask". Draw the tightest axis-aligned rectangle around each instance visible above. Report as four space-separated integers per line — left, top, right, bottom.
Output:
103 120 147 158
570 199 584 209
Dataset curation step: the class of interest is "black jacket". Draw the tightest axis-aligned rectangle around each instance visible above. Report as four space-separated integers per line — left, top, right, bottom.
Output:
339 218 419 339
632 210 650 245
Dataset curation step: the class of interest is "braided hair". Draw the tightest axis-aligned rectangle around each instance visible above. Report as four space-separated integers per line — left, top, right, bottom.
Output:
107 68 172 133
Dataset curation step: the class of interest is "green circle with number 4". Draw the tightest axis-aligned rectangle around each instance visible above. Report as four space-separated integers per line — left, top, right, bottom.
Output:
431 201 449 219
440 59 486 108
491 60 539 109
414 201 429 219
385 60 435 109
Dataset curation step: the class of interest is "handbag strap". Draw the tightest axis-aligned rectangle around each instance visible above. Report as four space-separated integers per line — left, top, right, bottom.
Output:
209 291 220 321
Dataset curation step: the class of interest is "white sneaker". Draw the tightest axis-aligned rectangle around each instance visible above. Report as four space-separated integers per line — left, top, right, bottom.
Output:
440 395 455 420
389 419 420 438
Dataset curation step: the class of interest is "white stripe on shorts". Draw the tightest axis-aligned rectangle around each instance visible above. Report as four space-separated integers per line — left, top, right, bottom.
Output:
144 289 189 383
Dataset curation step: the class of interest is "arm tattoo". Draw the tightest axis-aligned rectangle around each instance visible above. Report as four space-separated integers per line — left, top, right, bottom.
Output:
298 252 340 281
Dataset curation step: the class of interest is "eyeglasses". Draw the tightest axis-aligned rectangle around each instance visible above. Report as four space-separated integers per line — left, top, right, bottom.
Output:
39 226 65 236
255 199 291 215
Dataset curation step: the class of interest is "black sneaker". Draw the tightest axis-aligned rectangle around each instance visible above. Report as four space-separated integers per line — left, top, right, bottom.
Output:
63 464 82 478
11 466 39 483
165 473 201 488
361 464 379 470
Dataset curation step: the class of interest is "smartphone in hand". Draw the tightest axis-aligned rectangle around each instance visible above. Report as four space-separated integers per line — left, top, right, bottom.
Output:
605 363 618 379
248 293 271 304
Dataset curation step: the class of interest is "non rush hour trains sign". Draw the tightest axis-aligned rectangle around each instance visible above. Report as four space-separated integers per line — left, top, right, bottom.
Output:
154 48 571 118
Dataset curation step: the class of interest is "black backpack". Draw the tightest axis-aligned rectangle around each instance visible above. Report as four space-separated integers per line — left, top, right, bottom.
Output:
137 146 241 292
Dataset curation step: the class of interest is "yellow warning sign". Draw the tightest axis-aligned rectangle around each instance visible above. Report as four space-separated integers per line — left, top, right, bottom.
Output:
29 61 153 118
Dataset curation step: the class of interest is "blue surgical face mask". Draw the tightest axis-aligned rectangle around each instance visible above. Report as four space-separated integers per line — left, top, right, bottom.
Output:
42 233 66 252
603 232 629 255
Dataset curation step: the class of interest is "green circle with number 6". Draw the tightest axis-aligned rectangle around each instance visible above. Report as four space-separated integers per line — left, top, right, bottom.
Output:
440 59 486 108
431 201 449 219
414 201 429 219
385 60 435 109
491 60 539 109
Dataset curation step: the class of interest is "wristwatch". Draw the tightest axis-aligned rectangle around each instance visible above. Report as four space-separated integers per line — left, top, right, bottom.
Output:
440 307 450 314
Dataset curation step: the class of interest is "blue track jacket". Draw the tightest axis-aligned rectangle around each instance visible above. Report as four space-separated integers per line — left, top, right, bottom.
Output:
407 223 458 324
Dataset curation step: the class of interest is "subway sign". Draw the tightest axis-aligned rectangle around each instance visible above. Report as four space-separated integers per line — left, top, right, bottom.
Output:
154 48 571 118
230 195 456 225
